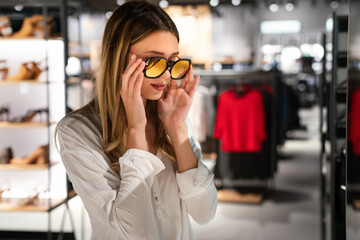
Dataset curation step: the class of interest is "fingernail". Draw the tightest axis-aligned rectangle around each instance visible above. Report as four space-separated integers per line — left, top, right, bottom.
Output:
130 54 135 60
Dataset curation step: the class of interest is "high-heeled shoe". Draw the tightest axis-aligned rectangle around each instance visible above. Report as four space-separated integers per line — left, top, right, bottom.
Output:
6 62 46 81
5 63 29 81
12 108 48 123
10 145 49 165
11 15 52 39
0 147 13 164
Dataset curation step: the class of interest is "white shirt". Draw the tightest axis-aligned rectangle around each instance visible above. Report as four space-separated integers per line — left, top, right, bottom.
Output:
57 113 217 240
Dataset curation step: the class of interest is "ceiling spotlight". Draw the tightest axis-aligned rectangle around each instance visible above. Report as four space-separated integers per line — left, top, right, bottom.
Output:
159 0 169 8
330 1 340 9
210 0 219 7
285 3 294 11
116 0 125 6
269 3 279 12
232 0 241 6
14 5 24 11
105 11 113 19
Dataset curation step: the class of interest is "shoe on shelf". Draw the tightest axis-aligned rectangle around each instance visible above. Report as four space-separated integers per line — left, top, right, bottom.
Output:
0 106 10 121
5 63 29 81
12 108 49 123
6 62 47 81
0 147 13 164
11 15 52 39
10 145 49 165
0 67 9 80
0 16 12 37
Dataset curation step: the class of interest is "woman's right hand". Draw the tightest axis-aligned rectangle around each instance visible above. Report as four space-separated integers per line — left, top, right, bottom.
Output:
120 54 147 130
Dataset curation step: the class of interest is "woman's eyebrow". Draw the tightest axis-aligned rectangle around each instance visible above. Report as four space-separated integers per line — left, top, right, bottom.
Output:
144 50 179 56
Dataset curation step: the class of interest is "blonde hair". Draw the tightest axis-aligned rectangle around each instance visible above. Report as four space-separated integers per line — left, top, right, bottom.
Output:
56 1 179 172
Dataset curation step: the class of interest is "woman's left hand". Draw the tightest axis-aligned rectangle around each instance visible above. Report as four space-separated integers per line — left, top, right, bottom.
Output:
158 65 200 135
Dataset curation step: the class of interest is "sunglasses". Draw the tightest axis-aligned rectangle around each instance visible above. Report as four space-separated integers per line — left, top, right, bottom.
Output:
143 57 191 80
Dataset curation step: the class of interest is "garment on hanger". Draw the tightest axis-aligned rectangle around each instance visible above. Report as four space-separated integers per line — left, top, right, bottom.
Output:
188 85 216 143
349 87 360 155
213 85 267 153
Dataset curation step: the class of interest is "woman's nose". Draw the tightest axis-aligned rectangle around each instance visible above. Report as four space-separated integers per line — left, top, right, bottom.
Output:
162 68 171 79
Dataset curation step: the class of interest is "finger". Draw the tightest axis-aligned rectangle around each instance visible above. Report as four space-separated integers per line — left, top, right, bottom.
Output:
180 64 193 89
133 71 144 95
167 79 178 92
179 77 187 89
128 60 145 94
189 75 200 99
123 57 142 87
121 55 136 94
184 65 194 93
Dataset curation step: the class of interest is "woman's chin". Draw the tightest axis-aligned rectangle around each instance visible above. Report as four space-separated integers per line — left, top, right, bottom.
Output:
145 93 163 101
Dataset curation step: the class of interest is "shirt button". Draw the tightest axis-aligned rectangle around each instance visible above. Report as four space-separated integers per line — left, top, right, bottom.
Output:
154 196 159 201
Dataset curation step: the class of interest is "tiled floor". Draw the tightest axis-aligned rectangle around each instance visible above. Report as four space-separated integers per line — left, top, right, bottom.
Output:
192 107 321 240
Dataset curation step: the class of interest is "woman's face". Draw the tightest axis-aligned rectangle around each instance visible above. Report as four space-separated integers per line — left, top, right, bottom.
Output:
129 31 179 101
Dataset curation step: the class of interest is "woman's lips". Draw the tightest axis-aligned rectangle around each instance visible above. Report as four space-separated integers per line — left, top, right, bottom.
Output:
151 83 166 91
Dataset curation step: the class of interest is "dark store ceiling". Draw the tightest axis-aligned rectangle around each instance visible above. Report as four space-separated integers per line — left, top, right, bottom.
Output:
0 0 348 13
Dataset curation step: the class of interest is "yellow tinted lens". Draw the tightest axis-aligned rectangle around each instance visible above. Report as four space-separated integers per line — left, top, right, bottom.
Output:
171 60 190 79
145 58 167 78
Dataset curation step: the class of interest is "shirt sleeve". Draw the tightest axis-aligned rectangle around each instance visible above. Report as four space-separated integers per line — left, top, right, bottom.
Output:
176 118 218 225
57 116 165 240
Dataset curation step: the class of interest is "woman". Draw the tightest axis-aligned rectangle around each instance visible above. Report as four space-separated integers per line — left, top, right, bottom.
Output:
56 1 217 239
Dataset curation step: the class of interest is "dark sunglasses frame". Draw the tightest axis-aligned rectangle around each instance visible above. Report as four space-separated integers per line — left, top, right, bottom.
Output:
143 57 191 80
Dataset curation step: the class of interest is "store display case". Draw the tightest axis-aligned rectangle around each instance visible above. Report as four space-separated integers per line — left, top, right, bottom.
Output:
0 1 76 238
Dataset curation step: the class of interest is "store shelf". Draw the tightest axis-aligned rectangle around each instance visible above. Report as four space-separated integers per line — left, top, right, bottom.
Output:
0 162 59 170
0 197 63 212
0 190 76 212
0 37 63 41
0 80 47 85
0 122 55 128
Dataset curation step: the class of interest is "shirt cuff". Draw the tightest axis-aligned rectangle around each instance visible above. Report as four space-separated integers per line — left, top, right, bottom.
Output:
176 161 214 200
119 149 165 179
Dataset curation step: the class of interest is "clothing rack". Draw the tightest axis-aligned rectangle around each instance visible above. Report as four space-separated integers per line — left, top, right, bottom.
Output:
197 70 281 188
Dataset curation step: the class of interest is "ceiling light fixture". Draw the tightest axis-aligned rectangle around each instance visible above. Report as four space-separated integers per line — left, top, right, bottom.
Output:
232 0 241 6
105 11 113 19
269 3 279 12
14 5 24 11
116 0 125 6
285 2 294 11
330 0 340 9
159 0 169 8
209 0 219 7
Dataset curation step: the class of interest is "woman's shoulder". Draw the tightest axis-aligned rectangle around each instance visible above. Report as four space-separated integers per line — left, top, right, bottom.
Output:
57 104 102 144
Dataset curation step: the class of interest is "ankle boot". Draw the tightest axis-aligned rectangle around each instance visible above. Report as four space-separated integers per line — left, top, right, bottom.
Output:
10 145 48 165
5 63 30 81
0 147 13 164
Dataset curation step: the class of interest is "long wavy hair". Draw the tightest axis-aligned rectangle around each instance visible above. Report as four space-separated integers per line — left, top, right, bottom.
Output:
57 0 179 171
